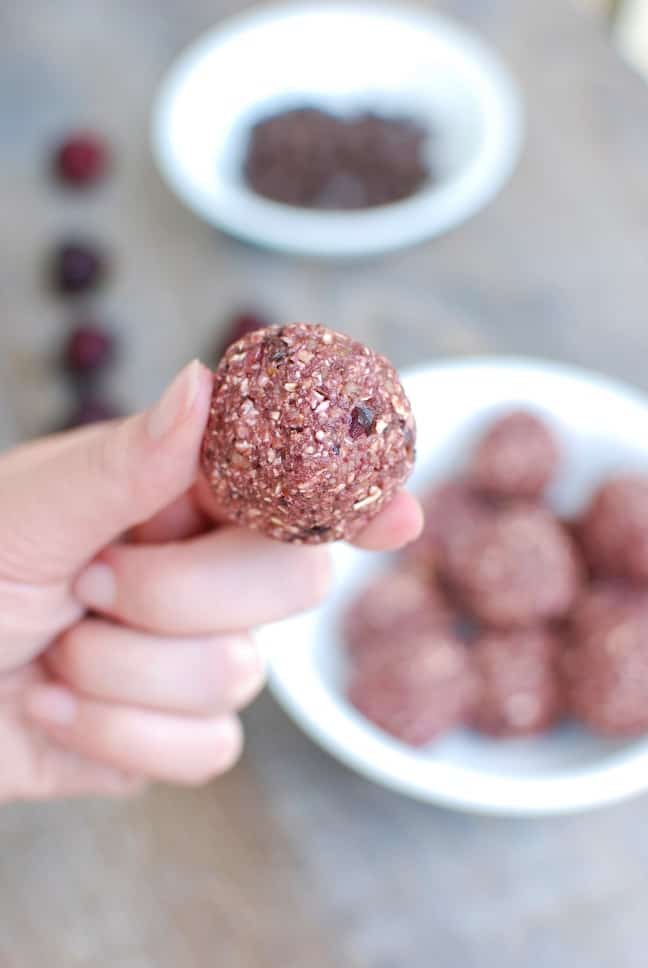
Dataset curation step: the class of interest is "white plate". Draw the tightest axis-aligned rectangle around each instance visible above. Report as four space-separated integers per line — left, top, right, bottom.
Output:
151 2 523 257
260 359 648 815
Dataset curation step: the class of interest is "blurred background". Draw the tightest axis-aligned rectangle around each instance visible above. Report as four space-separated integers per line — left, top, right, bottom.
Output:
3 1 648 965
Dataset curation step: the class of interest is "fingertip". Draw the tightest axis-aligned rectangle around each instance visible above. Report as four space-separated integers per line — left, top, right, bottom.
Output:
351 490 424 552
182 716 244 786
298 545 333 609
404 492 425 543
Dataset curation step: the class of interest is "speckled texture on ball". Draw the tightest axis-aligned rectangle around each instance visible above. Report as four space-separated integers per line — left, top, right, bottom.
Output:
580 476 648 581
472 628 565 737
404 480 493 573
347 630 475 746
564 582 648 736
447 505 582 628
201 323 416 543
342 565 453 660
469 410 560 500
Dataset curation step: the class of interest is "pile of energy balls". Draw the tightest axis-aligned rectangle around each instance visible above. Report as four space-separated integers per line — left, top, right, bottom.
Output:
344 410 648 746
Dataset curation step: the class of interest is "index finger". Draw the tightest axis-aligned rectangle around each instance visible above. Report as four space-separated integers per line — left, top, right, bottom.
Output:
195 476 423 553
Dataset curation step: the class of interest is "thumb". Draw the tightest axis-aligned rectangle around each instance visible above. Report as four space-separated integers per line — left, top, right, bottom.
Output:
1 360 213 583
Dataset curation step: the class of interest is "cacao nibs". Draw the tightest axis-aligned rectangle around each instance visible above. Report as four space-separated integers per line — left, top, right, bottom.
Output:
244 106 431 211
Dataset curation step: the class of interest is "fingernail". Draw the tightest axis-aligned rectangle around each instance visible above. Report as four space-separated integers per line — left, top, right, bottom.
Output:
26 685 77 725
146 359 202 441
74 561 115 609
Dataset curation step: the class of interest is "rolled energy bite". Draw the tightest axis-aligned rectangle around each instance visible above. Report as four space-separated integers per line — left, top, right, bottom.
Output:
469 410 560 500
201 323 416 543
579 476 648 581
447 505 582 628
342 564 454 659
564 582 648 736
472 628 565 737
404 479 493 574
348 631 475 746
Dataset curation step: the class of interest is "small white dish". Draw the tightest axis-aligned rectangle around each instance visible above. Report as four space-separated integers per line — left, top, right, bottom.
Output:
260 358 648 816
152 2 523 257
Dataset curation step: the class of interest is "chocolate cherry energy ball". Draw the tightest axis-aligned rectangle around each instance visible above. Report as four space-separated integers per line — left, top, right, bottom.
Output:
201 323 416 543
472 628 564 737
343 564 453 660
469 410 560 500
404 479 492 573
564 582 648 736
348 630 475 747
448 505 582 628
580 475 648 581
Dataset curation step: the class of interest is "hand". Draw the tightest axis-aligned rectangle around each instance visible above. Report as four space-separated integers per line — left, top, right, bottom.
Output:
0 361 422 803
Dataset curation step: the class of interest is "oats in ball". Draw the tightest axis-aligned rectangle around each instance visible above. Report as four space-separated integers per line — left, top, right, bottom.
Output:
472 628 565 737
469 410 560 500
201 323 416 543
348 630 475 747
564 581 648 736
342 564 454 661
580 476 648 581
447 505 582 628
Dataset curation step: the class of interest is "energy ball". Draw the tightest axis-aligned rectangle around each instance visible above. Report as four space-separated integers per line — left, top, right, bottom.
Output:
448 505 582 628
564 582 648 736
405 480 492 574
469 410 560 500
201 323 416 543
343 565 453 660
472 628 565 737
579 476 648 581
348 630 475 746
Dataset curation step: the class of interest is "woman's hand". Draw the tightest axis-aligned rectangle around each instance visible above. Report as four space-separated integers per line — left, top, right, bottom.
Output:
0 361 422 802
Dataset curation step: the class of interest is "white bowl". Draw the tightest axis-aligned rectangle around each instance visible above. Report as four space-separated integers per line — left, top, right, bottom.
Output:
151 2 523 257
260 359 648 816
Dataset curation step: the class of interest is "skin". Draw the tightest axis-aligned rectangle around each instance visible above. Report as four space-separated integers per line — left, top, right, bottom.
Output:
0 361 422 803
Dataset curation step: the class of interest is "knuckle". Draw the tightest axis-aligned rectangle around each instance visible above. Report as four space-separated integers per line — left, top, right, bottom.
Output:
50 626 86 682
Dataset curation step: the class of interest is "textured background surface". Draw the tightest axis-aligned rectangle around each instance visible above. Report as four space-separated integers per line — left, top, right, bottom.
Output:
2 2 648 965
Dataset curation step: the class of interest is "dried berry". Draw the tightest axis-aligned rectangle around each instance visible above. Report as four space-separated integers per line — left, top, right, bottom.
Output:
263 334 289 365
215 311 271 362
63 323 116 376
52 241 106 294
54 132 109 187
349 404 375 439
